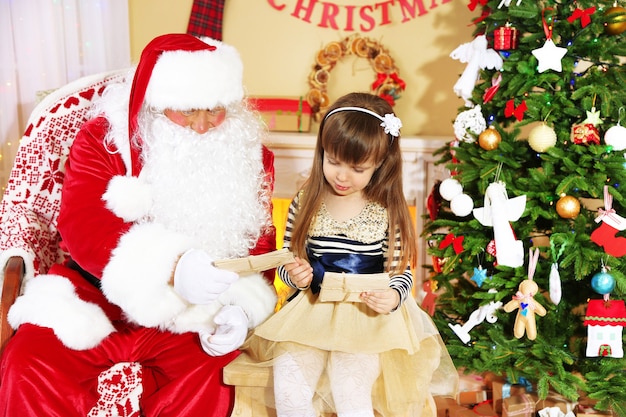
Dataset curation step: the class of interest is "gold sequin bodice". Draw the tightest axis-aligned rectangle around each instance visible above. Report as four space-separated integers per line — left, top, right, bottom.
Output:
309 201 388 244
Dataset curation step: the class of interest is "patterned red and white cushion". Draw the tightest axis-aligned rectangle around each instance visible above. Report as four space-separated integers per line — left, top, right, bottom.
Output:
0 70 128 279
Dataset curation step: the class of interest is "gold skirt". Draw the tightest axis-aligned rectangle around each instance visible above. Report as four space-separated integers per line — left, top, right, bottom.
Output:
244 290 459 416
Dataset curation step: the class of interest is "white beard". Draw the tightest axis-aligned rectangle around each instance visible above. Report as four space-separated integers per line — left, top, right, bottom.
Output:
138 107 271 259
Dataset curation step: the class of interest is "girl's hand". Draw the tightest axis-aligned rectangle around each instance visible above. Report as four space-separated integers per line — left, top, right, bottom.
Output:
284 257 314 290
361 288 400 314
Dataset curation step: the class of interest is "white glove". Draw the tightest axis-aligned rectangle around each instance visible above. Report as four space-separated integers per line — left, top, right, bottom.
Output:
199 305 249 356
174 249 238 305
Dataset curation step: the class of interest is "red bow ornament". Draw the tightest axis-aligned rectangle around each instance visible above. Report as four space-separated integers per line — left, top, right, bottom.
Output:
505 99 527 121
439 233 465 254
567 7 596 28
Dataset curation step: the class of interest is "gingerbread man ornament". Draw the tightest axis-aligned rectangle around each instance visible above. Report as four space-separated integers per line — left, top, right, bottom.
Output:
503 248 547 340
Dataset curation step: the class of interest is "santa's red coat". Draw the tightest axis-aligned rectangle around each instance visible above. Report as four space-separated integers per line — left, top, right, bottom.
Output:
0 116 277 416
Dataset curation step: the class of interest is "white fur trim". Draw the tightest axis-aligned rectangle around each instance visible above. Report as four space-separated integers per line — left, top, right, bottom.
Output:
218 273 277 328
102 175 153 222
100 222 193 328
100 222 277 334
0 248 35 287
598 212 626 231
7 275 114 350
90 75 134 174
170 302 222 334
145 40 244 111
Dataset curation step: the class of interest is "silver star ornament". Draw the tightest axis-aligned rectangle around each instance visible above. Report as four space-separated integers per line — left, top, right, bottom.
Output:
531 39 567 73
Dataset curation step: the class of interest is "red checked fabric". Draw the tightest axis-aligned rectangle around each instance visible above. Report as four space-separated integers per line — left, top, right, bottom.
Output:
186 0 226 40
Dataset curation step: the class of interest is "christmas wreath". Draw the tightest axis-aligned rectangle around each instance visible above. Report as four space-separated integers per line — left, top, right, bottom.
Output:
305 34 406 122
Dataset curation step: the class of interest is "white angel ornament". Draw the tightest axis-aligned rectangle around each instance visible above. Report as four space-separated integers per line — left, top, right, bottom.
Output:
450 35 504 107
473 181 526 268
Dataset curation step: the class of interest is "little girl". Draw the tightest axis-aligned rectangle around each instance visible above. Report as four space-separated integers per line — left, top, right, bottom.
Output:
245 92 458 417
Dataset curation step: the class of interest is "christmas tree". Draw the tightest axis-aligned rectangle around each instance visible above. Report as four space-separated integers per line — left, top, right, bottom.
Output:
423 1 626 414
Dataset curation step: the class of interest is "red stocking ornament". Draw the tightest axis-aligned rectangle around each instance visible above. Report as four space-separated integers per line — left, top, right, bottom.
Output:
591 223 626 257
591 186 626 257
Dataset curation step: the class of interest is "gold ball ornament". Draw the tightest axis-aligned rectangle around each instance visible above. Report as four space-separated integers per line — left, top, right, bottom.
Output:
478 126 502 150
604 6 626 35
528 124 557 153
556 195 581 219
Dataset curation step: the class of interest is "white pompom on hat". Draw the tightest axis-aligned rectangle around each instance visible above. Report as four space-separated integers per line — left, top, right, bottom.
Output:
127 33 244 176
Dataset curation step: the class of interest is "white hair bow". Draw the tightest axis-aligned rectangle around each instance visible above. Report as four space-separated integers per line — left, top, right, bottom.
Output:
381 113 402 137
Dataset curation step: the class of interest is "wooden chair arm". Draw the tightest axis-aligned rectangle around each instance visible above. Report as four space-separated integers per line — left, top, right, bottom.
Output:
0 256 24 355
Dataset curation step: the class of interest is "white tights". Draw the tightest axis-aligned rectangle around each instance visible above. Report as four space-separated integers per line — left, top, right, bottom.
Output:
274 350 380 417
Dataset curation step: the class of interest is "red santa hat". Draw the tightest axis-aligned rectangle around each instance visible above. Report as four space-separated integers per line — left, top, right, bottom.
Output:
128 33 244 175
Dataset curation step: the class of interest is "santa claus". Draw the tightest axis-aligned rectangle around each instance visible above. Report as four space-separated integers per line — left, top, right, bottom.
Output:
0 34 277 417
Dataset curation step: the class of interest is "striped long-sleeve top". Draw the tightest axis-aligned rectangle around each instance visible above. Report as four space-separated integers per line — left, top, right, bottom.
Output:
277 193 413 307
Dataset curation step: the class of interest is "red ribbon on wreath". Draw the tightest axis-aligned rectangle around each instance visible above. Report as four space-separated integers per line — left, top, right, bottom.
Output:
380 94 395 107
372 72 406 91
372 73 387 91
390 73 406 90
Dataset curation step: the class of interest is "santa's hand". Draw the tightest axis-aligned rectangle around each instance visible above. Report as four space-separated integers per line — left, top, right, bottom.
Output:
174 249 238 304
199 305 249 356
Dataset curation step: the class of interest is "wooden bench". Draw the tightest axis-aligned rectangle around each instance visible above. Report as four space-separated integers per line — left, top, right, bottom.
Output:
223 353 276 417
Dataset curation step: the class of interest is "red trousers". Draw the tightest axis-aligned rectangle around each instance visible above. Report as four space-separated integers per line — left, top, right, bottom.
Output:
0 323 238 416
0 287 238 417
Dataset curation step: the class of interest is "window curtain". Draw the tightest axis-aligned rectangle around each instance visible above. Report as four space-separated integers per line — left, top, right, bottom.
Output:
0 0 131 190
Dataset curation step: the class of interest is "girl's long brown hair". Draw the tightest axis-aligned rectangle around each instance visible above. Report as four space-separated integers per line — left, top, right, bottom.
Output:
289 92 417 274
